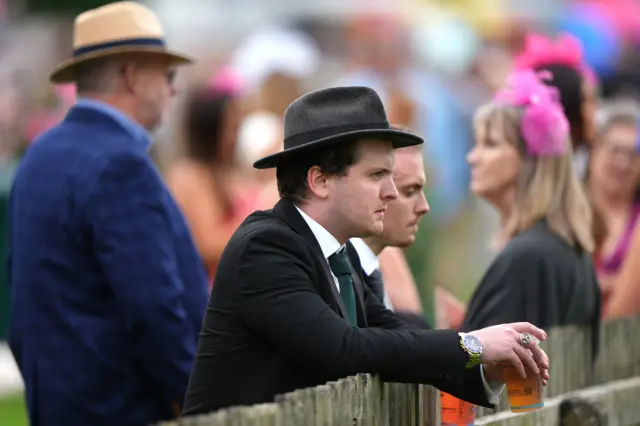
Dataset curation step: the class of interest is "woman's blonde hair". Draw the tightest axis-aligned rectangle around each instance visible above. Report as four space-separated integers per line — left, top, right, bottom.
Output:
475 101 595 252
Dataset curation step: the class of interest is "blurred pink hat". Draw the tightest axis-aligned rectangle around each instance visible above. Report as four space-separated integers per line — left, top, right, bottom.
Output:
207 66 244 94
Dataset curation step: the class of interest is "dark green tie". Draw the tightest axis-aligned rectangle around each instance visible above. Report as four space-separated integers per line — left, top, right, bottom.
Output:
328 248 357 327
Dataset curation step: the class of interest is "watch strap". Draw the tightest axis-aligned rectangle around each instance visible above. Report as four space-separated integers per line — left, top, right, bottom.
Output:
459 333 482 369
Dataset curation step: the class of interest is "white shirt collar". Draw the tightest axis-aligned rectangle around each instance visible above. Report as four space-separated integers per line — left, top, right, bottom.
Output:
295 206 342 259
350 238 380 276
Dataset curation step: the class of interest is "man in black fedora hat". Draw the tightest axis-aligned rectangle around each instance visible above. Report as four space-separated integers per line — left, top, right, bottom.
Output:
182 86 550 416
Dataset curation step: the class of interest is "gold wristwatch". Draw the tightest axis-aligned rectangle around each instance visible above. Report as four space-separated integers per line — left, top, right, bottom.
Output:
459 333 483 369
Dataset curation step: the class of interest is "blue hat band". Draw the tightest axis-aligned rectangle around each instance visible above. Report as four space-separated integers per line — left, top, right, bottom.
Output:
73 37 166 57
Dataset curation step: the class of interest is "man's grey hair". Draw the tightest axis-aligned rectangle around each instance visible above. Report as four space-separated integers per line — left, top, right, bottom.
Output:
75 56 126 95
595 98 640 135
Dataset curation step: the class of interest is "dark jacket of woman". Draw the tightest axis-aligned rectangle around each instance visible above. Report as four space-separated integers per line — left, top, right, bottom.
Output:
461 221 601 358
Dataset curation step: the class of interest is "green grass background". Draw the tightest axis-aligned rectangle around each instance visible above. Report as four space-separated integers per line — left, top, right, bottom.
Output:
0 394 27 425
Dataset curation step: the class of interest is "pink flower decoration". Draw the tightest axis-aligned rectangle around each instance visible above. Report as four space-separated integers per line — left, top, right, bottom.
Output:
207 66 244 95
494 70 569 157
54 84 76 105
514 33 597 85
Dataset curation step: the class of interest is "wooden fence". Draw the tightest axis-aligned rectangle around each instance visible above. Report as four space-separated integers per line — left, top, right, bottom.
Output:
162 315 640 426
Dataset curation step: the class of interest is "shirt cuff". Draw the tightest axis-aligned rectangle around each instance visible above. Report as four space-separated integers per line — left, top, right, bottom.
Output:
480 365 505 405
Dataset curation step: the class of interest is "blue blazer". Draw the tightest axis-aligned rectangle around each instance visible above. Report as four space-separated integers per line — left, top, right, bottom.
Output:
7 101 209 426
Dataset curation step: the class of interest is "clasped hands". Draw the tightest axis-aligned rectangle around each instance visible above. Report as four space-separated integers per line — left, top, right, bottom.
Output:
471 322 550 385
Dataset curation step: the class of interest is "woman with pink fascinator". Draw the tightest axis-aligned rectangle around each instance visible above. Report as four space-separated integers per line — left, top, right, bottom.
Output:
438 33 603 331
460 70 600 355
516 33 640 320
165 68 258 288
512 33 640 319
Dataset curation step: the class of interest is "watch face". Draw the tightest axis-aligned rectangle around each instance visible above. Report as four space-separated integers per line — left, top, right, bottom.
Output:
463 334 482 355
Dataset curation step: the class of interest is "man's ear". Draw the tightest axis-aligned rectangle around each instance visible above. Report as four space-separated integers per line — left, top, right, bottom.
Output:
121 62 139 95
307 166 329 199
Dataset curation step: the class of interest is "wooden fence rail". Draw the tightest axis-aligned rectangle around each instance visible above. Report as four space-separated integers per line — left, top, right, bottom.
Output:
161 316 640 426
163 376 440 426
477 376 640 425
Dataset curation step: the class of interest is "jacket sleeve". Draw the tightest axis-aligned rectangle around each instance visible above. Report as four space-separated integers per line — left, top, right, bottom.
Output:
345 241 419 331
86 150 199 408
362 280 417 330
236 227 468 383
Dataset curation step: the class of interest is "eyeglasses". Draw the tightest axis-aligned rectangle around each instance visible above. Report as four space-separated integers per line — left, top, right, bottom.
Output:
120 63 177 85
166 69 177 85
598 141 640 160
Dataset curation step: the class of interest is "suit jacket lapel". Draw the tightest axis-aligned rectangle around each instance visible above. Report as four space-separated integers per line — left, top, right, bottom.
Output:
272 198 348 319
346 242 368 327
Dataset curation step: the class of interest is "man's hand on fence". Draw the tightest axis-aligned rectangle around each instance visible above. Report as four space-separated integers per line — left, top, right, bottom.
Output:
470 322 550 382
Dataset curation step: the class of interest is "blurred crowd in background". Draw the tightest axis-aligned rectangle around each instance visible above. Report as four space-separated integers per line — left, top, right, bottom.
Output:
1 0 640 323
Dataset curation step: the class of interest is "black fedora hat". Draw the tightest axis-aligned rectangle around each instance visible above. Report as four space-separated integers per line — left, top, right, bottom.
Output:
252 86 424 169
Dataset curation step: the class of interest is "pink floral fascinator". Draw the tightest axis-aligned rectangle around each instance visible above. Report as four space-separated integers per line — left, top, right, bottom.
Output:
494 70 570 157
513 33 596 86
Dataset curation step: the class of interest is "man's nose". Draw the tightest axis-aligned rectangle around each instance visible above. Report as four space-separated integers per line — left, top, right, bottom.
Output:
612 150 634 168
416 192 430 216
383 179 399 201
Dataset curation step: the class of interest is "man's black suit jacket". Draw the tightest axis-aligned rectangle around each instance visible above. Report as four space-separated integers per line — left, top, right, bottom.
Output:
360 272 433 330
182 198 492 416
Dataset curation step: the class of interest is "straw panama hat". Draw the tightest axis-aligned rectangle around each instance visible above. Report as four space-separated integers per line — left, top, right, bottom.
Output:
49 1 193 84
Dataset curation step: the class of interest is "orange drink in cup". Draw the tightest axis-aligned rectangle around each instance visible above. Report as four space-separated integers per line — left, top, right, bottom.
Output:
501 362 544 413
440 391 475 425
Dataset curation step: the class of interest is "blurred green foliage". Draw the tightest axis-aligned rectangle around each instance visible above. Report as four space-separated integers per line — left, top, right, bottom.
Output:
404 187 437 325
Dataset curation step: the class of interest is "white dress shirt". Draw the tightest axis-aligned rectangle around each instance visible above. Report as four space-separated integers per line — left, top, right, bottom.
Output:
350 238 394 310
295 206 342 292
295 206 503 403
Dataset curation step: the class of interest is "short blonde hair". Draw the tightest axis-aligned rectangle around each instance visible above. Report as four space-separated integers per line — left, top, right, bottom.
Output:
474 101 595 252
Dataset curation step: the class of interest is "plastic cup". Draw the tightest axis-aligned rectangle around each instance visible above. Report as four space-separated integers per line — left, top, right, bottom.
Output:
501 363 544 413
440 391 475 425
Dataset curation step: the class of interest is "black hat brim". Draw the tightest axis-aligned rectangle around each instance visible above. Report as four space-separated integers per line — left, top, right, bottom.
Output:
253 128 424 169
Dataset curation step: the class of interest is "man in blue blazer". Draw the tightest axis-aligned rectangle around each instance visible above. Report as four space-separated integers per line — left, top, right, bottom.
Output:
7 3 208 425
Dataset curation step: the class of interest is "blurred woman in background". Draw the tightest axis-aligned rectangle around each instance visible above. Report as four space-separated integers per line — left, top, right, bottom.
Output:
166 70 257 287
461 70 600 343
606 222 640 318
231 26 321 210
587 100 640 318
514 32 612 283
